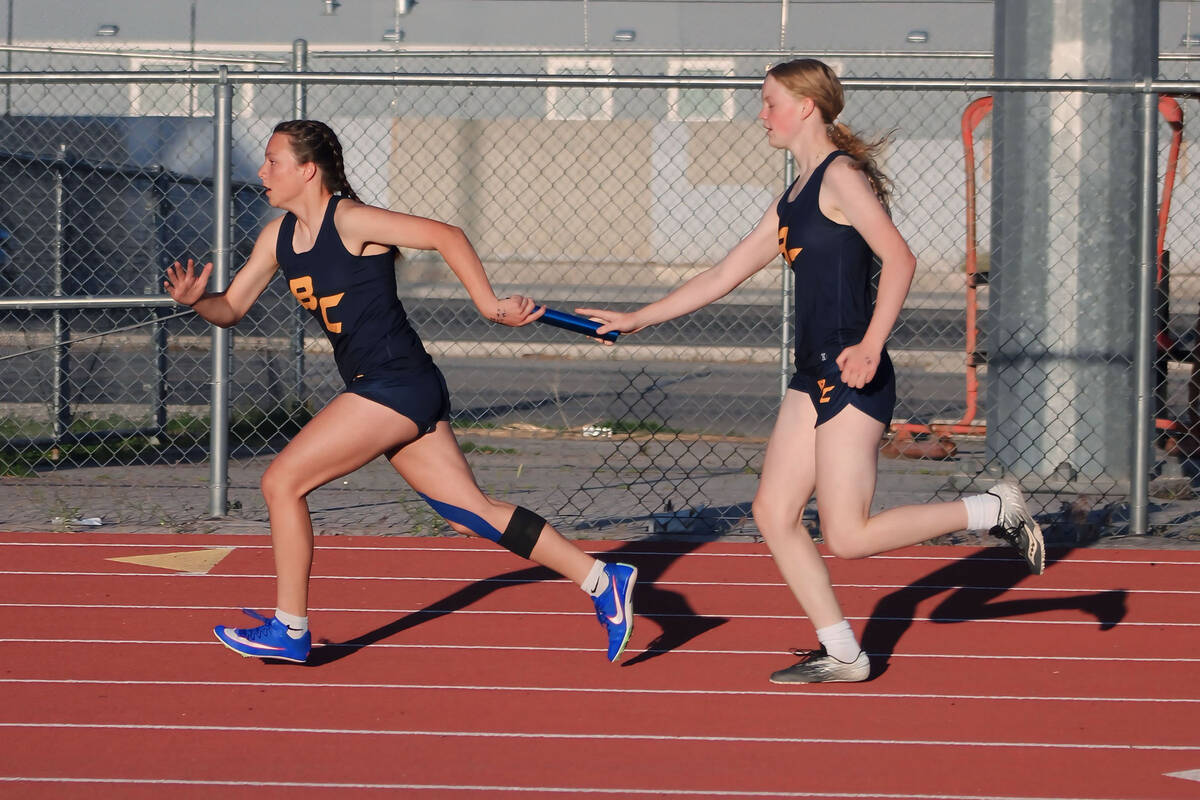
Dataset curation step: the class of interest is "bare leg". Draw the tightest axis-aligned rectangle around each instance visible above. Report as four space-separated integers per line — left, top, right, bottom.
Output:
260 393 420 616
755 393 975 632
752 390 845 630
814 405 968 560
389 421 594 585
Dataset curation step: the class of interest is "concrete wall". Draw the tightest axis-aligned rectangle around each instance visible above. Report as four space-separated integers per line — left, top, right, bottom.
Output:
387 116 782 293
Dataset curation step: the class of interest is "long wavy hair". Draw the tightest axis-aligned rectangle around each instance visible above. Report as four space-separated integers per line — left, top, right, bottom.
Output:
767 59 893 209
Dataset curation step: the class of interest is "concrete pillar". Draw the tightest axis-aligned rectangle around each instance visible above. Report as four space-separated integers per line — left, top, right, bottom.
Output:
988 0 1157 484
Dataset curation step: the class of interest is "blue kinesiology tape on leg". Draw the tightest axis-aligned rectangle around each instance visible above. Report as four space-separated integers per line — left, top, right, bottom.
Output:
417 491 503 543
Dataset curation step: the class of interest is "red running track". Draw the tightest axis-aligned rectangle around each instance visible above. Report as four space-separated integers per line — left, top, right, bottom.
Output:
0 531 1198 799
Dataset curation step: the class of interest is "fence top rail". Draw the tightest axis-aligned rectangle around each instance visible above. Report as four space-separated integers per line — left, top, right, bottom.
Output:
4 41 1200 63
0 296 179 310
0 71 1197 95
0 70 1198 93
0 44 289 66
307 47 994 60
2 40 1199 62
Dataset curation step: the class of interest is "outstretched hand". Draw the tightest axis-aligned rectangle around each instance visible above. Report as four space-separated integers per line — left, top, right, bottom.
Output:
163 259 213 307
490 294 545 327
573 307 644 339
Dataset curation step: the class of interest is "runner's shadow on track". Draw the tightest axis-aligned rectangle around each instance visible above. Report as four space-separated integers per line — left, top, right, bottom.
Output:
300 538 727 668
858 545 1128 680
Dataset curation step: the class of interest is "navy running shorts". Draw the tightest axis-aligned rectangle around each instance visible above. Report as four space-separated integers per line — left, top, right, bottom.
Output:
345 366 451 435
788 350 896 427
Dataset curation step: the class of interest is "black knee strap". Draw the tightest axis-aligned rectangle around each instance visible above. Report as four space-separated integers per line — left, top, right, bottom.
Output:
499 506 545 559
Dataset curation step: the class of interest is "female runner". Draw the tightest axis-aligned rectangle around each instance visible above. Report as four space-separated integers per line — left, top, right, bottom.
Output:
165 120 636 664
578 60 1042 683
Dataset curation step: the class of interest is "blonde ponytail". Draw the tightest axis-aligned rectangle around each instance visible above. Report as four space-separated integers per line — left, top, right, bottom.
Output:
828 121 893 211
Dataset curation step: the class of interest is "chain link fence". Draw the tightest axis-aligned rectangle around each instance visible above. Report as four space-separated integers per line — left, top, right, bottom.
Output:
0 46 1190 537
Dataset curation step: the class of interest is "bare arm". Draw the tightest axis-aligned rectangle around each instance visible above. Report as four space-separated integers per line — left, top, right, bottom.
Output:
821 158 916 388
576 200 784 336
335 202 542 326
163 219 282 328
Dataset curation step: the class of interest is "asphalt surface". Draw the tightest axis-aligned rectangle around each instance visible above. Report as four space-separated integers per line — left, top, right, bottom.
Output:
3 424 1199 550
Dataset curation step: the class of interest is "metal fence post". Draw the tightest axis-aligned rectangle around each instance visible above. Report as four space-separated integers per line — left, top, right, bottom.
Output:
291 39 308 119
149 164 169 433
290 39 308 412
50 142 71 444
778 149 794 402
1132 83 1158 537
209 69 233 517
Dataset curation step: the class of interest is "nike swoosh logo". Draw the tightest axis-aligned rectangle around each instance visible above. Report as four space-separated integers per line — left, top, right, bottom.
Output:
605 575 625 625
226 629 285 651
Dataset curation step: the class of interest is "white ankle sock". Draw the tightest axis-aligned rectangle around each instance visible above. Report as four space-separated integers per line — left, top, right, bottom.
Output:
962 493 1002 531
274 608 309 639
815 620 860 662
582 560 607 597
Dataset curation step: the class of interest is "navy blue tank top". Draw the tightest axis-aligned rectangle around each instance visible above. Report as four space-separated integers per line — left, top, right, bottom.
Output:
276 196 434 385
776 150 879 373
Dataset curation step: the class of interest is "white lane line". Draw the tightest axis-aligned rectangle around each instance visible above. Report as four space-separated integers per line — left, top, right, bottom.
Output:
2 721 1197 751
838 583 1200 595
1 677 1196 705
2 569 1196 599
0 601 1195 628
0 603 1194 628
0 602 1195 628
2 638 1199 662
1 540 1196 567
0 777 1135 800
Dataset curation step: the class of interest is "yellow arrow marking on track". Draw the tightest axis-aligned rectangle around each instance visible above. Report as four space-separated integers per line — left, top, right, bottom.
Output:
107 548 234 574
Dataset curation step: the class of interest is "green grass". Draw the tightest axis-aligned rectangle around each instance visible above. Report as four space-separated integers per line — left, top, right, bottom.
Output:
603 418 682 436
0 402 315 475
451 418 500 430
229 403 314 442
459 440 517 455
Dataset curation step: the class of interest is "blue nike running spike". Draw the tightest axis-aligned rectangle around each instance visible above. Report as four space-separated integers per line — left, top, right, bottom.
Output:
591 562 637 662
214 608 311 663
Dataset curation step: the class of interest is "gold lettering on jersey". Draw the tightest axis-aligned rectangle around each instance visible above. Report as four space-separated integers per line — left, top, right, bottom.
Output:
289 276 343 334
816 378 835 404
777 226 802 264
289 276 318 310
319 292 345 334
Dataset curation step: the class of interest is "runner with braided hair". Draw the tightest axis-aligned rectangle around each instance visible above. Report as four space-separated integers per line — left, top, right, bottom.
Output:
273 120 361 202
164 119 637 664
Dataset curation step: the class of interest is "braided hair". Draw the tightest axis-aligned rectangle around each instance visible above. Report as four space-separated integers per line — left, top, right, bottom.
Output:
767 59 893 210
272 119 361 203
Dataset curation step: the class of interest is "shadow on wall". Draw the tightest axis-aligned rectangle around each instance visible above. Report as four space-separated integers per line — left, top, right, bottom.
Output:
0 115 268 298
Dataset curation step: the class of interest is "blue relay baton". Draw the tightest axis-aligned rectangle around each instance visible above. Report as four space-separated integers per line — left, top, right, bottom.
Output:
534 306 619 343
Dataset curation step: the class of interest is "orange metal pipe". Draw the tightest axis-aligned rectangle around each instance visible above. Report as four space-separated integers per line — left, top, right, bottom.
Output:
1154 97 1185 438
889 98 994 445
1157 95 1183 280
956 96 993 431
894 97 1182 447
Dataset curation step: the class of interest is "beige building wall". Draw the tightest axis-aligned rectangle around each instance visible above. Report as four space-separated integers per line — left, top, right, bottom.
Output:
388 116 783 295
